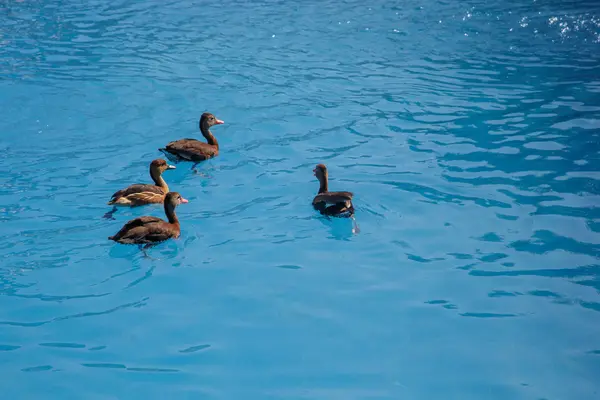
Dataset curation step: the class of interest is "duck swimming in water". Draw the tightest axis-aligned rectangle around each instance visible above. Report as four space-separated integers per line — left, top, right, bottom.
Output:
104 159 176 219
159 112 224 168
312 163 355 217
108 192 188 246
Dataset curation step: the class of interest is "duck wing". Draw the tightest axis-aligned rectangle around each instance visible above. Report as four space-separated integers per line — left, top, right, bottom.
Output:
110 184 164 202
313 191 354 217
121 216 163 231
162 139 217 161
111 222 177 244
312 191 353 205
319 202 355 217
108 216 164 242
120 191 166 206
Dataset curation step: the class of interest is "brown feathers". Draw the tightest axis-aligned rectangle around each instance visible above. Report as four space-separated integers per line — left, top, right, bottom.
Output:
312 191 354 205
312 164 355 218
160 113 224 163
108 158 175 206
163 139 218 162
110 191 167 206
109 192 188 245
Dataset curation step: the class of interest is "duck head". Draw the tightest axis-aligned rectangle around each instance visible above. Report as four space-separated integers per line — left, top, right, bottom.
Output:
150 158 176 175
200 112 224 131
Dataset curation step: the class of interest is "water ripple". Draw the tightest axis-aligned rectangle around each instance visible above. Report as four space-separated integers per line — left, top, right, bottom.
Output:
1 0 600 398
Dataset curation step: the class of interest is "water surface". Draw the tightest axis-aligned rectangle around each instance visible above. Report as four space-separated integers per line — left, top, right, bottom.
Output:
1 0 600 398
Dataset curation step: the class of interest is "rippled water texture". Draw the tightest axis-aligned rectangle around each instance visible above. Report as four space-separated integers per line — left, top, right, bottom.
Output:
1 0 600 398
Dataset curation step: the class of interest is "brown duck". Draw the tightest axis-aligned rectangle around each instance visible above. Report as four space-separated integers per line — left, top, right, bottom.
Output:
109 192 188 245
108 159 176 206
312 164 355 217
159 112 224 165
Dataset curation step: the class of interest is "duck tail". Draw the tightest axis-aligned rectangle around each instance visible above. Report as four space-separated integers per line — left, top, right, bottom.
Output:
107 199 115 205
108 236 115 241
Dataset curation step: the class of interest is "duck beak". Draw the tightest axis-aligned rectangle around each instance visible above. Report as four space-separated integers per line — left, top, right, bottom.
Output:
313 169 316 176
215 119 224 125
166 165 176 170
180 197 189 204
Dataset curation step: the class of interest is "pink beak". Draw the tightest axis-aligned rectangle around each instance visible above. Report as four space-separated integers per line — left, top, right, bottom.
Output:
180 198 189 204
215 119 224 125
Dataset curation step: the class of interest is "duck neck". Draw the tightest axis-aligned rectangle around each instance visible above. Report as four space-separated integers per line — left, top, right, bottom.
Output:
164 202 179 225
150 168 169 192
200 120 218 148
318 175 329 194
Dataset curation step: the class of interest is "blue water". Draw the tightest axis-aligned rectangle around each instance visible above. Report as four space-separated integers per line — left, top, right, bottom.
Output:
1 0 600 398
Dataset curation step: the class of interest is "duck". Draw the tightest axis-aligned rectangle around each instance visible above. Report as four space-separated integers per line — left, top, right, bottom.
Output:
312 163 355 217
108 159 176 207
108 192 188 245
159 112 224 166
